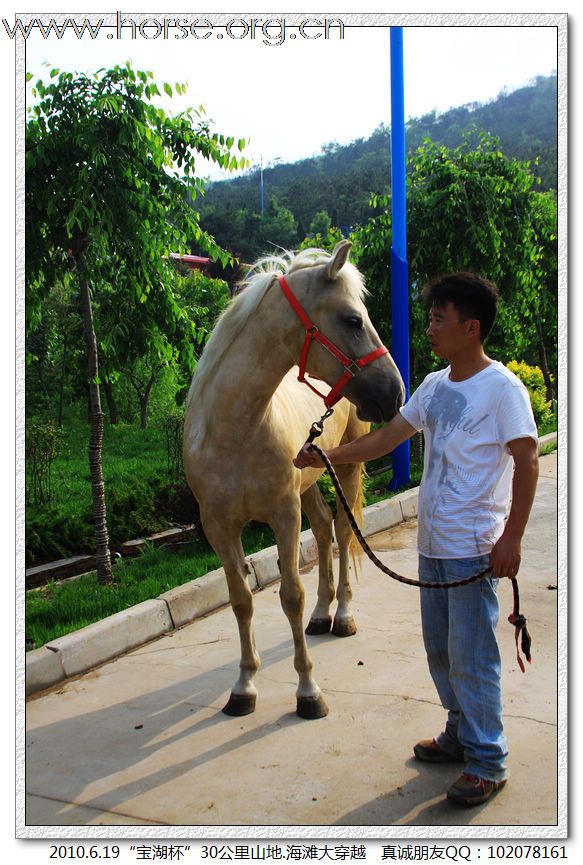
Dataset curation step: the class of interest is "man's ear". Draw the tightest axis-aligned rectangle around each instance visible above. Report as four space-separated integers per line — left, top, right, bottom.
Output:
325 240 351 280
466 318 481 339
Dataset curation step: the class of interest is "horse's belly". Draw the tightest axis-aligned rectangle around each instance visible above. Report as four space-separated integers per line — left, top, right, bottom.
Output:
184 441 298 525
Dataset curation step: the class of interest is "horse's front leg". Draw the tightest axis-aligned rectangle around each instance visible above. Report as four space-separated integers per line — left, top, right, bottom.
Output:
201 512 260 716
272 500 329 719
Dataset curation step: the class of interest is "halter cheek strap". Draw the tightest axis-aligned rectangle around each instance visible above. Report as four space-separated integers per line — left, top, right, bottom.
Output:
278 275 389 408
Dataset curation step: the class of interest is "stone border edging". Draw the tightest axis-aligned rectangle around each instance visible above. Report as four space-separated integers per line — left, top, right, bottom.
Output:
25 432 557 697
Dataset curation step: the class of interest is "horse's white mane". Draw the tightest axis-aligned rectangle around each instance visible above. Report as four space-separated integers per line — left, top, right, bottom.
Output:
185 247 367 412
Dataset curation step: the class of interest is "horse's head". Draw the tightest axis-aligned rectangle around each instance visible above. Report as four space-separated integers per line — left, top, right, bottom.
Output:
282 241 405 424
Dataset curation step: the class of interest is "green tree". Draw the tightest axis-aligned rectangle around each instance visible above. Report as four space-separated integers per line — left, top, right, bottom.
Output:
260 197 298 251
26 62 247 582
26 274 86 424
509 189 557 399
353 133 557 389
310 210 332 237
298 225 345 254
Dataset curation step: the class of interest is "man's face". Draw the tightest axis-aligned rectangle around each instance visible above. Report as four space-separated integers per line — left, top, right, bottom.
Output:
426 301 476 360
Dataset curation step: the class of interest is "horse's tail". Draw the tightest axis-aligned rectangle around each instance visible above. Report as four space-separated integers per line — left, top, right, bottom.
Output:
341 406 370 579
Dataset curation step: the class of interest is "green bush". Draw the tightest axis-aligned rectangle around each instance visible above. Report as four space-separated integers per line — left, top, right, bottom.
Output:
26 469 202 565
316 473 337 511
159 405 185 478
25 418 65 507
316 469 375 512
506 360 555 430
26 506 94 565
104 475 168 548
154 476 200 527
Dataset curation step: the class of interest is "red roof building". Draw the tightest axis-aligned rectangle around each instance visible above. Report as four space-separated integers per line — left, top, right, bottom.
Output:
169 253 211 272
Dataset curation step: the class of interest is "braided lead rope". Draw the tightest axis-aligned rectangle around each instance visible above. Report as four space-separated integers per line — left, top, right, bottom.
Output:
307 440 532 671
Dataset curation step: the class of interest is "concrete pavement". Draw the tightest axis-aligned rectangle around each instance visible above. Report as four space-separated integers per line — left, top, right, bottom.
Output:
23 452 560 834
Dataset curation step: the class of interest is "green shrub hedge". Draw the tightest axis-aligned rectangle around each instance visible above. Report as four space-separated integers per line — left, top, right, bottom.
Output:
507 360 556 431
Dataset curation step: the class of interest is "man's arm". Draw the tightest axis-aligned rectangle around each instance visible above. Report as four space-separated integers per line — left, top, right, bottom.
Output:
490 436 540 579
294 412 417 469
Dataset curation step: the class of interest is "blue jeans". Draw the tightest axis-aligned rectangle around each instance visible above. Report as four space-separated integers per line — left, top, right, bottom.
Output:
418 554 508 783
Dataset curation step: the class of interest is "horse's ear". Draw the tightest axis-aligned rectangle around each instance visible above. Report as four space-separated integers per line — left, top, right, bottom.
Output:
325 240 352 281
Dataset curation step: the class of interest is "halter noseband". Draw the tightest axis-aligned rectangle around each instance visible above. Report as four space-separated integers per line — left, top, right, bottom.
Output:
278 275 389 408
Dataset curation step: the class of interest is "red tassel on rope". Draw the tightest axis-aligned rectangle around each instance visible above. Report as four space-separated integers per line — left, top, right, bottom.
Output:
508 577 532 673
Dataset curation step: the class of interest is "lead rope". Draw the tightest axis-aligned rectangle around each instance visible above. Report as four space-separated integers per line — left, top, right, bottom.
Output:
305 416 532 672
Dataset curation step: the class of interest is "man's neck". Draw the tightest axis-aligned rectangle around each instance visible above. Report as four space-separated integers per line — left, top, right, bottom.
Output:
448 350 492 382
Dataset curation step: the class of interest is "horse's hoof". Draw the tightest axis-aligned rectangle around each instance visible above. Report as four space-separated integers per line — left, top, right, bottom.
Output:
296 694 329 720
305 617 333 635
222 693 257 716
332 617 357 638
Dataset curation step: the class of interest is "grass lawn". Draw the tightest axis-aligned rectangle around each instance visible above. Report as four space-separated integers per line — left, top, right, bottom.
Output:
50 420 170 523
26 418 192 565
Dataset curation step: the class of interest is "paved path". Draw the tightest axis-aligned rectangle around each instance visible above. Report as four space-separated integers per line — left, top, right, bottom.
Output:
25 454 559 833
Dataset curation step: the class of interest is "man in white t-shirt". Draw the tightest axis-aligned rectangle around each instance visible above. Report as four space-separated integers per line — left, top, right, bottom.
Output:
294 272 539 807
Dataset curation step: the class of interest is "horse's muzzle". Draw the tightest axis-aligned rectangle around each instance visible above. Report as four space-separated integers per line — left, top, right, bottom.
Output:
345 367 405 423
355 392 403 424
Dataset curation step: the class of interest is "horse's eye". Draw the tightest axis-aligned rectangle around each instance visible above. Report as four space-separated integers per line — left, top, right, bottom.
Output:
345 314 363 329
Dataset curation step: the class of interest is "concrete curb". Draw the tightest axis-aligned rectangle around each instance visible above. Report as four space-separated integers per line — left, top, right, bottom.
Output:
539 431 557 450
26 485 419 697
26 433 556 697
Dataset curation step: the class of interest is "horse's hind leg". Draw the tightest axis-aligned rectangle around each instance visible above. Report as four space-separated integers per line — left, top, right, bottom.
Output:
301 484 335 635
201 514 260 716
331 462 362 637
272 500 328 719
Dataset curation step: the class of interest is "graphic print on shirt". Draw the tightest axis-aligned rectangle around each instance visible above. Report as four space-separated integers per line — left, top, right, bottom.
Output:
423 382 489 554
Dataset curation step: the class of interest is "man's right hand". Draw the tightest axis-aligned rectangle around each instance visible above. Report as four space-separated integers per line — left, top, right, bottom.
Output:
293 445 325 470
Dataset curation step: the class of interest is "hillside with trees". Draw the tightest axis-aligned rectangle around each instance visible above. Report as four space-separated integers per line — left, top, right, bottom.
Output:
200 74 557 262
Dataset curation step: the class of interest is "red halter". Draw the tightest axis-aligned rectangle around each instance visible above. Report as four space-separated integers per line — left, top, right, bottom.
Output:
278 275 389 409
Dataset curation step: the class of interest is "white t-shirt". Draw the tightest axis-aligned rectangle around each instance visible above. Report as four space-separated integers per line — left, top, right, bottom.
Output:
400 361 538 558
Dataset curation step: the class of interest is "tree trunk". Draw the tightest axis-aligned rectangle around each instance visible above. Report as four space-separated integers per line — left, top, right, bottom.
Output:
57 332 67 428
76 252 113 585
103 379 119 426
139 373 157 429
130 369 158 430
139 397 148 430
535 318 555 403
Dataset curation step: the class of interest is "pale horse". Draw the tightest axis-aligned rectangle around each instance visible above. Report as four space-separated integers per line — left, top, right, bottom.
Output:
183 241 404 719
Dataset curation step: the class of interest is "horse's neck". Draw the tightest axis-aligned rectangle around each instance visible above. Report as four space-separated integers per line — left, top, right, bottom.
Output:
208 302 294 423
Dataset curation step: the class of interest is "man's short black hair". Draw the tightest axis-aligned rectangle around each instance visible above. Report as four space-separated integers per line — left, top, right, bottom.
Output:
422 272 499 343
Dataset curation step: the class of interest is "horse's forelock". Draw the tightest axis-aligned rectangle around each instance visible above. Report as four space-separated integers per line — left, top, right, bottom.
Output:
239 247 327 289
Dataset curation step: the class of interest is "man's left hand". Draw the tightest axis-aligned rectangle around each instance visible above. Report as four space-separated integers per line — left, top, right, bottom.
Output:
490 530 521 579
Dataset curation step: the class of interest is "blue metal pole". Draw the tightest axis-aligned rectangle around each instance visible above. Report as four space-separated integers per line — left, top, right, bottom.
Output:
389 26 411 490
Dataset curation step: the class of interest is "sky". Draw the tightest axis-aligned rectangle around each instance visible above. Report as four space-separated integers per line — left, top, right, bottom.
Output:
22 16 559 179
